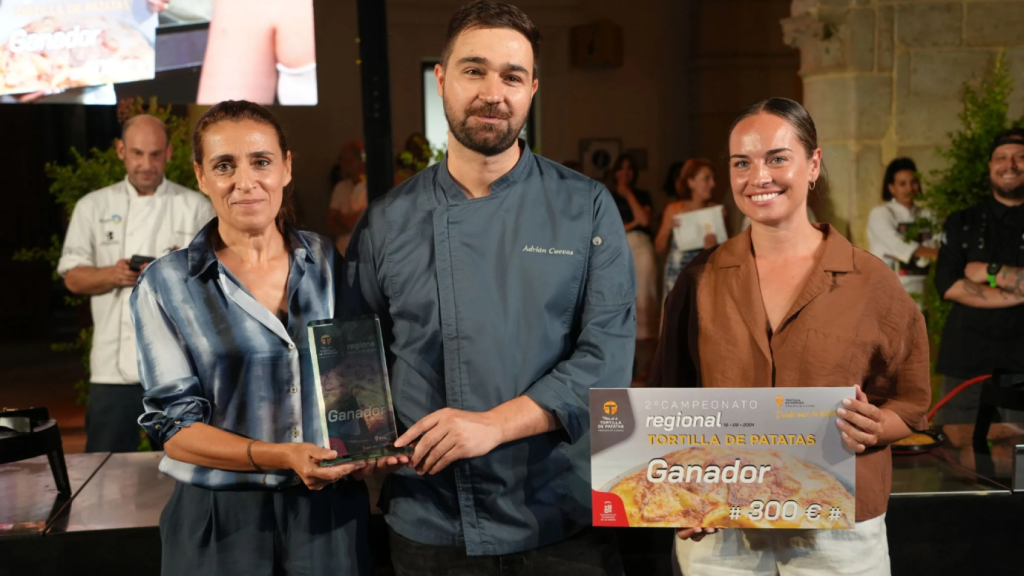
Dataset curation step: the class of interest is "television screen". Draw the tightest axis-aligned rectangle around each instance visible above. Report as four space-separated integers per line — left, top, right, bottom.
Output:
0 0 318 105
0 0 157 99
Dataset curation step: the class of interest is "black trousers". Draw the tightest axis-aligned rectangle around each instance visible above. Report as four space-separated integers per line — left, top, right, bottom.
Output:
934 374 1024 425
84 383 147 453
160 481 372 576
389 527 624 576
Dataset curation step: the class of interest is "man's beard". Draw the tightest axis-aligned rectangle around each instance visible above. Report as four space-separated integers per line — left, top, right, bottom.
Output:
992 173 1024 200
444 100 525 157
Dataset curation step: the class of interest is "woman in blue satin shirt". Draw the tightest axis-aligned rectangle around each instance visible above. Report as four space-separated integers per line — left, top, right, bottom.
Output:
130 101 394 575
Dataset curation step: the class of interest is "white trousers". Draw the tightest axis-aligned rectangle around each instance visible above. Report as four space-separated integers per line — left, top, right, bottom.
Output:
673 514 890 576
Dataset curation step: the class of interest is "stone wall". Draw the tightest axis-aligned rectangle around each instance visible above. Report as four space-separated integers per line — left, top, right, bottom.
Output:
782 0 1024 247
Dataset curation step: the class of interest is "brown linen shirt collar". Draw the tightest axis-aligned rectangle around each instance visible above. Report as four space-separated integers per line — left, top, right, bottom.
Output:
712 223 856 365
715 223 854 272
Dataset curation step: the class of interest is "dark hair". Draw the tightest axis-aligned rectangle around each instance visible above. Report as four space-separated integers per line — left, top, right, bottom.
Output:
608 153 638 190
192 100 296 230
662 162 684 199
990 127 1024 158
882 157 917 201
441 0 541 75
728 97 829 199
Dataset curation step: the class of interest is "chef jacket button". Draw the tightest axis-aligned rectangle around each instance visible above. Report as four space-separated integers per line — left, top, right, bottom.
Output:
292 429 300 438
288 343 295 350
592 236 603 246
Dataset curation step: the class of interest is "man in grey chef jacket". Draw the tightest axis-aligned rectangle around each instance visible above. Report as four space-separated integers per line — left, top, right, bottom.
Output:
345 2 635 574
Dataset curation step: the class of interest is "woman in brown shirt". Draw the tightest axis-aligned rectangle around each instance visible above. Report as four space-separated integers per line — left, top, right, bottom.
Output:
650 98 931 575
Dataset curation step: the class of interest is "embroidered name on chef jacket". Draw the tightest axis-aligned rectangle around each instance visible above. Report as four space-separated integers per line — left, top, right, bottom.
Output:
522 245 574 256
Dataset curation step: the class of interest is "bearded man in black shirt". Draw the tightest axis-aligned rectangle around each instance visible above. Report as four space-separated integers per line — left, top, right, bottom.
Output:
934 128 1024 424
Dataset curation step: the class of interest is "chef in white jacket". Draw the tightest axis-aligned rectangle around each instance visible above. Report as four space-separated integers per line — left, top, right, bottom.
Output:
867 157 939 300
57 114 214 452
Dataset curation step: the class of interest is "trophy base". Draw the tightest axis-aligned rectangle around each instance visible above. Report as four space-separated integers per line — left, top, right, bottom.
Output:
320 445 415 467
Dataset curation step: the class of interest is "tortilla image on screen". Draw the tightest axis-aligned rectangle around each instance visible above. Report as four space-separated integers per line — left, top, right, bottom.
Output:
606 447 854 528
0 16 155 95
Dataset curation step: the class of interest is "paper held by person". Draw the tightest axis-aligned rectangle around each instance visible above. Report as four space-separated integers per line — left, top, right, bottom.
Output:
672 206 728 252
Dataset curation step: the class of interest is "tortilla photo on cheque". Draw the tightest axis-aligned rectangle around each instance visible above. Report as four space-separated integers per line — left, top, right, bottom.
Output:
604 446 855 529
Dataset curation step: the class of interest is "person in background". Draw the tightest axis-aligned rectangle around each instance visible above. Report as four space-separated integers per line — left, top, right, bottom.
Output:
327 140 367 255
196 0 317 105
132 100 387 575
933 128 1024 424
655 158 725 296
867 158 938 301
345 2 634 573
662 161 685 200
57 114 214 453
653 97 929 575
608 153 658 381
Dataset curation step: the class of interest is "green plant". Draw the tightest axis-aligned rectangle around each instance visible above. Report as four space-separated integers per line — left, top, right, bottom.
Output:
14 98 196 415
922 53 1022 221
396 140 446 175
915 52 1024 360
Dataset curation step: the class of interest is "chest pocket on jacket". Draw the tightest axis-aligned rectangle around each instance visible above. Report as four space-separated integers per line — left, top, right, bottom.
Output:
516 242 586 326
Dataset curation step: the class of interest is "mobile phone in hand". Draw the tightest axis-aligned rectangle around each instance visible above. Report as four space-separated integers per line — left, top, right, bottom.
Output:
129 255 155 272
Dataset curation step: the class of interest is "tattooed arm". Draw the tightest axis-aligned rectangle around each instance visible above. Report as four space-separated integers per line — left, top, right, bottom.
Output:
933 211 1024 308
995 266 1024 295
944 279 1024 309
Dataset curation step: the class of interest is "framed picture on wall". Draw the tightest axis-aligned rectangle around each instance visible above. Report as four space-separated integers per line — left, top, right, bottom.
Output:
579 138 621 181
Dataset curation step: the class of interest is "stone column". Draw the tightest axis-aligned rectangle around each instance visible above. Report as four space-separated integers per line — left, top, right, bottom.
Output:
782 0 1024 247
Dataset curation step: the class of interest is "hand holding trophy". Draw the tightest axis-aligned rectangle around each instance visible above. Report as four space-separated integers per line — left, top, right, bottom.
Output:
307 315 414 468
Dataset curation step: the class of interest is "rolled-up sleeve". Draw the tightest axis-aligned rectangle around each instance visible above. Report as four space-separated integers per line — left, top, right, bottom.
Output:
57 198 95 276
130 273 210 444
523 185 637 444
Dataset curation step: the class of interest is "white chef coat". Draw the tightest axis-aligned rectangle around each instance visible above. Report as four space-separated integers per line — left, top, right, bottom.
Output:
57 177 215 384
866 199 937 297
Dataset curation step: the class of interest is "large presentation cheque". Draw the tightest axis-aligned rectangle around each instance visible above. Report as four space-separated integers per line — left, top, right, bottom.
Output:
591 387 856 529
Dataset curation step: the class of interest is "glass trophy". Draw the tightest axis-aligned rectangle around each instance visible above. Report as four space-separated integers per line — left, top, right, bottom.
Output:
307 315 412 466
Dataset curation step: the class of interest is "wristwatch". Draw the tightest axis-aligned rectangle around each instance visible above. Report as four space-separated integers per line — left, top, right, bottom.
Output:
987 262 1003 288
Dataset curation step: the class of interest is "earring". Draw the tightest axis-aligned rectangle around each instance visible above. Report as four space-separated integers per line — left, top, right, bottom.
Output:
809 180 816 191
